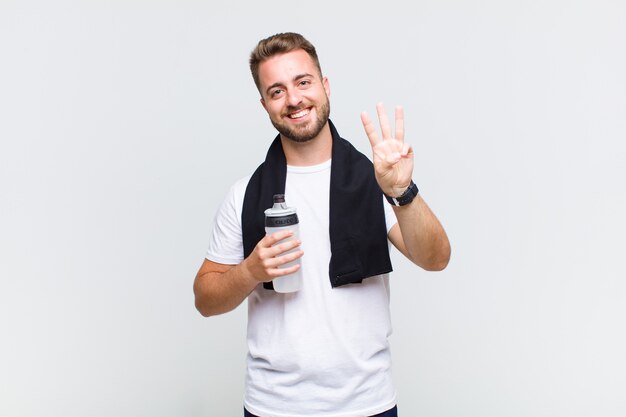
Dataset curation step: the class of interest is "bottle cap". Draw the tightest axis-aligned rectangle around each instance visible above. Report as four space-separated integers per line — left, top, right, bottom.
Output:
265 194 298 220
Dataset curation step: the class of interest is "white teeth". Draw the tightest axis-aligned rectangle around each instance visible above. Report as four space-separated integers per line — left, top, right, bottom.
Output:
288 109 309 119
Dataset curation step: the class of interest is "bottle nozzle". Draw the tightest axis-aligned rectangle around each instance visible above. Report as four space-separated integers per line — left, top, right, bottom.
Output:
271 194 289 210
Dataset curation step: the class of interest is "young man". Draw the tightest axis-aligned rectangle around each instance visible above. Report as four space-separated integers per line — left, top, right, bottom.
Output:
194 32 450 417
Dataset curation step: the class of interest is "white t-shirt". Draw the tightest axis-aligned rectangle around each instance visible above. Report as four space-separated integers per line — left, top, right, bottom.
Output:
206 159 398 417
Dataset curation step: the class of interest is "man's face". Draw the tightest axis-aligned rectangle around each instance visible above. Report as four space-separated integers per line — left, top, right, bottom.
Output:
258 49 330 143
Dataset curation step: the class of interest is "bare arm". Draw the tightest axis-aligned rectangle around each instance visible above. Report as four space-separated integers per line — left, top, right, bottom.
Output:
388 194 450 271
193 230 303 317
362 103 451 271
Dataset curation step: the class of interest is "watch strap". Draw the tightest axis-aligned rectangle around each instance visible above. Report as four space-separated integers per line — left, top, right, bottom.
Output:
385 180 419 206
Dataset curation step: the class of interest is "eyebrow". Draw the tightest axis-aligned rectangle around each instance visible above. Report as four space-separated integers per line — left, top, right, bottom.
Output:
265 73 315 96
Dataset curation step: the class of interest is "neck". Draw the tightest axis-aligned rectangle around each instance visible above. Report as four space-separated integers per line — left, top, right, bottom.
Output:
280 122 332 166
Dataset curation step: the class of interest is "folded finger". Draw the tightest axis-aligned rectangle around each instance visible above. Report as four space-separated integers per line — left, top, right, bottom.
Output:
269 263 301 278
264 230 294 247
269 239 301 257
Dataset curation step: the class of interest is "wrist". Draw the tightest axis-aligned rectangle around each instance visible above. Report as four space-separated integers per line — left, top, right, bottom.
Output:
384 180 419 206
238 259 259 287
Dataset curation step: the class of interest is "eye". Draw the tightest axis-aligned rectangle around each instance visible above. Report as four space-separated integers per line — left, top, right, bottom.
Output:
299 80 311 87
270 89 284 98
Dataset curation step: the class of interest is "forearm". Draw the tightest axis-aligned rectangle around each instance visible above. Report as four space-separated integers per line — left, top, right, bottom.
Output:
194 230 304 317
193 262 258 317
393 194 451 271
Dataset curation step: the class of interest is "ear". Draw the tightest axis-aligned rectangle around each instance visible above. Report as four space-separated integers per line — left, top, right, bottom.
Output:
260 97 267 111
323 76 330 98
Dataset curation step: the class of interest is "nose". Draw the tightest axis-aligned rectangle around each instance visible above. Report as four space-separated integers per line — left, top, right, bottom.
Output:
285 88 303 108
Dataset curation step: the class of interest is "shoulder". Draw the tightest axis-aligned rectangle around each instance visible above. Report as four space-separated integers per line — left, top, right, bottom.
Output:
231 174 253 197
220 174 253 217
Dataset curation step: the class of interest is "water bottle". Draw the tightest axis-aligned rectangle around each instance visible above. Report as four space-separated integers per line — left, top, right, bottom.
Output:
264 194 302 293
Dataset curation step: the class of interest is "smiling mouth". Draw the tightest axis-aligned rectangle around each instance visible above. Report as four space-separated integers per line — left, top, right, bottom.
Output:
287 108 311 119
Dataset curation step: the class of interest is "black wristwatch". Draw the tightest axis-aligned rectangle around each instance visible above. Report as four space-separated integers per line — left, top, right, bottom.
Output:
384 180 419 206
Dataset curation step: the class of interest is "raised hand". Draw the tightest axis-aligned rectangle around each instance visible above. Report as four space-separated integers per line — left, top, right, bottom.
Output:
361 103 414 197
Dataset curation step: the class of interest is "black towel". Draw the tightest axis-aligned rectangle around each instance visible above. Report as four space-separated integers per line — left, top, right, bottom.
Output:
242 120 392 289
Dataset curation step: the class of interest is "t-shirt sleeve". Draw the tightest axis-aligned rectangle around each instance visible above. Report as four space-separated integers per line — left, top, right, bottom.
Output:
382 195 398 233
205 179 248 265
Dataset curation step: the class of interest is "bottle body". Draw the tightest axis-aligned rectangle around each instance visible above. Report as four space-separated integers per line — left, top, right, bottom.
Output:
264 223 302 293
264 194 302 293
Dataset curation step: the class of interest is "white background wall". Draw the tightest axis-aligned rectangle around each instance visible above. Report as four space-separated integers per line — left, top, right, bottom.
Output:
1 1 625 416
